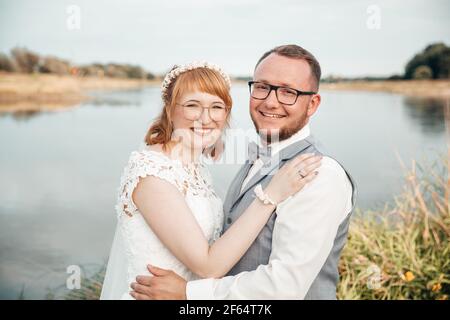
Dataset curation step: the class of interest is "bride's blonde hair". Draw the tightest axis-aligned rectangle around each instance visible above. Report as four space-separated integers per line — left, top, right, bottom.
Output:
145 66 232 158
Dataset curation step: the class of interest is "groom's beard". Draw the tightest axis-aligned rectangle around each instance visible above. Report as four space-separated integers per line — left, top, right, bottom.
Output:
251 115 308 144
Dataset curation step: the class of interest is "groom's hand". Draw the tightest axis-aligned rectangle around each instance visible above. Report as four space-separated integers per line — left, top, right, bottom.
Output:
130 265 187 300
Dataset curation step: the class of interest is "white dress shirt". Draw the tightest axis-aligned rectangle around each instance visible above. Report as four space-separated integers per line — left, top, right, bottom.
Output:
241 124 312 191
186 124 353 299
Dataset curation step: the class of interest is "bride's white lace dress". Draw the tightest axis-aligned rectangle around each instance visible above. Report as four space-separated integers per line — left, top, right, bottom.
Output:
100 146 224 300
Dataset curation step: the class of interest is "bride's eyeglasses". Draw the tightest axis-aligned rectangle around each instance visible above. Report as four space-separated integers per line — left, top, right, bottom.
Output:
176 101 229 121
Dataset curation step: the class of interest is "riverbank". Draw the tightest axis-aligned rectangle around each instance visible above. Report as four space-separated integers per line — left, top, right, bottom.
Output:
0 72 160 113
321 79 450 98
1 74 449 113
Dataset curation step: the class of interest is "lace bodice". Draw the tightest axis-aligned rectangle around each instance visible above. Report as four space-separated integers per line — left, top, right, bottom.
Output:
111 146 224 299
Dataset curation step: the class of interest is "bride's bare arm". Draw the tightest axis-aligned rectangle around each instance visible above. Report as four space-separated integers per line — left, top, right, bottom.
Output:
132 153 321 278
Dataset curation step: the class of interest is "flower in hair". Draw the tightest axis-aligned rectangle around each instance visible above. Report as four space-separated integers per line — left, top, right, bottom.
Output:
161 61 231 99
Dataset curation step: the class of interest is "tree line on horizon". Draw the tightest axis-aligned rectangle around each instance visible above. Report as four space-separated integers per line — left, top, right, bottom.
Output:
322 42 450 83
0 47 156 80
0 43 448 82
404 43 450 80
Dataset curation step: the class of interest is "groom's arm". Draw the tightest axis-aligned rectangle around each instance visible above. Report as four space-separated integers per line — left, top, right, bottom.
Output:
187 157 353 299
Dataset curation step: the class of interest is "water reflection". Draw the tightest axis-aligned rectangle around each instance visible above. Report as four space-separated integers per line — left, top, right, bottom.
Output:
0 92 144 121
87 88 149 108
6 109 45 121
0 102 79 121
88 98 141 107
402 96 449 134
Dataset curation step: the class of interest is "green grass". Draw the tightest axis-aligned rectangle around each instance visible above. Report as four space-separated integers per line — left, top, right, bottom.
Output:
61 265 105 300
337 156 449 300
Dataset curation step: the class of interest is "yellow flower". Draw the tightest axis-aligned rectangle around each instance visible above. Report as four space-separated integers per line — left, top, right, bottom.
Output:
432 283 442 292
404 271 415 282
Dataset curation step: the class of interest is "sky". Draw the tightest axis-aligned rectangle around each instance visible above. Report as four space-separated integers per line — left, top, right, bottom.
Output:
0 0 449 77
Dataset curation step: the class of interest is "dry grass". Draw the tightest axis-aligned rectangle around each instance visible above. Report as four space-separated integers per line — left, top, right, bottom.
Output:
0 72 160 112
338 155 449 300
62 266 106 300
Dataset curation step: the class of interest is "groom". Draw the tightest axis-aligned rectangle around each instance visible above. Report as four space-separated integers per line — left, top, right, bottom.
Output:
130 44 356 300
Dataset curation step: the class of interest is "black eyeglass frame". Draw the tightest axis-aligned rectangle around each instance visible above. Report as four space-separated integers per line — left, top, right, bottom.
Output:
248 81 317 105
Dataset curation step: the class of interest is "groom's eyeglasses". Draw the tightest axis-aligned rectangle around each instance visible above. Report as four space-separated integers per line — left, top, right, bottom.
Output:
248 81 317 105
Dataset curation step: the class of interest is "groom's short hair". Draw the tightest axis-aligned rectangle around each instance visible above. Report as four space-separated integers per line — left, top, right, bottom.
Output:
255 44 321 90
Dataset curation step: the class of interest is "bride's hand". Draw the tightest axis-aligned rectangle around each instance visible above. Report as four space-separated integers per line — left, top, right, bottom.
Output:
264 153 322 204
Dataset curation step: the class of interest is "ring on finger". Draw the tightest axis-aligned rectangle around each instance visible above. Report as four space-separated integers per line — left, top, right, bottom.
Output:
298 169 307 178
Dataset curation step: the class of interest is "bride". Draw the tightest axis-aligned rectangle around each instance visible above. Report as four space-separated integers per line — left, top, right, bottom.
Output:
100 62 321 299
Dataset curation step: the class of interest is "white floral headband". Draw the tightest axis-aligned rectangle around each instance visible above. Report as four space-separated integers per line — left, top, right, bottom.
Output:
161 61 231 100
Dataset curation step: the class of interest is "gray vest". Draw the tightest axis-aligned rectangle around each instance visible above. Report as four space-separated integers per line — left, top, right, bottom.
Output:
222 136 357 299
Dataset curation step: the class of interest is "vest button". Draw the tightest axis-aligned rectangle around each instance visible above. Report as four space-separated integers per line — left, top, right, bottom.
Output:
227 217 232 224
